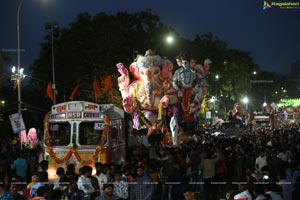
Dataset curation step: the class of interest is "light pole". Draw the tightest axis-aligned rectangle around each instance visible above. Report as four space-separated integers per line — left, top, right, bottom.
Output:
46 22 59 104
16 0 24 115
209 96 217 124
210 96 217 110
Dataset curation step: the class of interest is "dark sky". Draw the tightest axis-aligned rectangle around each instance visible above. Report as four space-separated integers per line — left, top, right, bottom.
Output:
1 0 300 76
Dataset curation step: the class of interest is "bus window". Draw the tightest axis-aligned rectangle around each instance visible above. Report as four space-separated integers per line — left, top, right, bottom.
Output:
49 122 70 146
79 122 103 145
110 126 117 146
110 119 123 144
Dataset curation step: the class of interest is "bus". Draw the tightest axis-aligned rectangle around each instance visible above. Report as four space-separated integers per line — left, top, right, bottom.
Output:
43 101 125 180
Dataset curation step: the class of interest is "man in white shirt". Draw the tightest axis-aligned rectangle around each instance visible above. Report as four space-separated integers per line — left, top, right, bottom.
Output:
255 150 267 174
264 182 283 200
233 182 252 200
77 166 95 198
93 162 108 195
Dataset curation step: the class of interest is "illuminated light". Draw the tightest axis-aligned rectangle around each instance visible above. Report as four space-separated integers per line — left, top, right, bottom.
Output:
166 35 174 44
12 66 16 73
263 102 267 107
47 167 58 182
209 96 217 103
242 97 249 104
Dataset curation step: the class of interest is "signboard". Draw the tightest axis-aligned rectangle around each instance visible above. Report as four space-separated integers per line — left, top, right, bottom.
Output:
9 113 26 134
94 122 105 130
206 111 212 119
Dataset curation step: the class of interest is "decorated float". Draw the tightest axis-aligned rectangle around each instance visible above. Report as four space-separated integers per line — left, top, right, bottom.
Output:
117 50 211 146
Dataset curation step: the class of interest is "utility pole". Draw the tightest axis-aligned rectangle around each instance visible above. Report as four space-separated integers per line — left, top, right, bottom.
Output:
46 22 59 104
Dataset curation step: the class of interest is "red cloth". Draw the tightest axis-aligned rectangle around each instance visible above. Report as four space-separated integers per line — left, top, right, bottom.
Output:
69 84 79 100
101 75 112 92
93 79 101 99
46 81 53 100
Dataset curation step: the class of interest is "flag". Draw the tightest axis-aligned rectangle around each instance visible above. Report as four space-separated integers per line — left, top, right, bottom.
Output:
93 79 101 99
46 81 53 100
101 75 112 92
69 84 79 101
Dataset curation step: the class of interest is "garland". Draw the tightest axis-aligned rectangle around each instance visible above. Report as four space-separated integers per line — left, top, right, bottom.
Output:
44 115 111 166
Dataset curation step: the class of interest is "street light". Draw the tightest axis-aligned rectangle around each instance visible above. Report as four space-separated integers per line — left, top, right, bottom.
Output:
11 66 26 110
209 96 217 124
209 96 217 110
46 22 59 104
154 34 175 52
166 35 174 44
242 96 249 110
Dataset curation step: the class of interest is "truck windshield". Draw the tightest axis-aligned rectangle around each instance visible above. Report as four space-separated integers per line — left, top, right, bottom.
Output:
49 122 71 146
79 122 103 145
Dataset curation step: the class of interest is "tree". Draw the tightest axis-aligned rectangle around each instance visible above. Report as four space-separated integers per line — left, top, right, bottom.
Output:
29 10 177 108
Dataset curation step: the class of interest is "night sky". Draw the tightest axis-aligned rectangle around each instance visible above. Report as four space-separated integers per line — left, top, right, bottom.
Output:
1 0 300 76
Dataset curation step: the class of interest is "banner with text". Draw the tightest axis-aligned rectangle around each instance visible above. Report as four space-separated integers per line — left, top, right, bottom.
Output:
9 113 26 134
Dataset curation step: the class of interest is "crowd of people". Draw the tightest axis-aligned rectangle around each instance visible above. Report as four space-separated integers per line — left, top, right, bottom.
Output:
1 122 300 200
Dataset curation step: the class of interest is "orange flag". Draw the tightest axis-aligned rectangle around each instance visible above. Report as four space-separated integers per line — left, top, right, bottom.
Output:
46 81 53 100
69 84 79 101
101 75 112 92
93 79 101 99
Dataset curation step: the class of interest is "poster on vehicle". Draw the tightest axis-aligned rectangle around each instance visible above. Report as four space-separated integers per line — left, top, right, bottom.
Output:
9 113 26 134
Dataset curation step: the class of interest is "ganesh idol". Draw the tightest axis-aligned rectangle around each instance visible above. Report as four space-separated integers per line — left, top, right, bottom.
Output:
117 50 180 136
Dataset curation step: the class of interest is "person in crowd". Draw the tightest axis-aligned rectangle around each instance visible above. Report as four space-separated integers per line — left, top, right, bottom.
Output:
60 176 82 200
94 162 108 196
255 150 267 174
233 181 252 200
96 183 120 200
182 186 197 200
199 148 220 200
9 176 27 200
112 170 128 200
0 181 14 200
26 149 39 179
130 165 153 200
263 181 283 200
30 186 48 200
102 164 111 182
53 167 65 189
244 167 257 198
29 172 46 198
267 150 283 178
253 184 267 200
10 151 28 181
38 160 49 183
109 163 116 182
66 164 79 181
77 166 95 199
277 171 292 200
91 170 101 200
215 148 228 192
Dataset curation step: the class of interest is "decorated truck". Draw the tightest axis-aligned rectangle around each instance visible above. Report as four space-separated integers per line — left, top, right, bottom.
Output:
43 101 125 180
